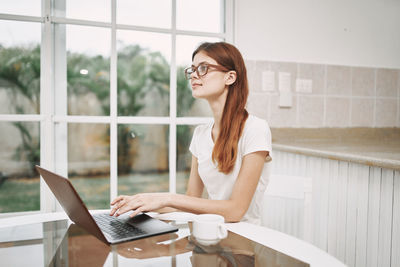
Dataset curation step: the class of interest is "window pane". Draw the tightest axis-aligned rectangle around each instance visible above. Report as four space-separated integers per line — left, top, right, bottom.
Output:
117 0 171 28
117 31 170 116
0 122 40 213
0 21 41 115
1 1 41 16
118 124 169 195
68 123 110 209
177 0 223 33
62 0 110 22
176 35 222 117
176 125 196 194
67 25 110 116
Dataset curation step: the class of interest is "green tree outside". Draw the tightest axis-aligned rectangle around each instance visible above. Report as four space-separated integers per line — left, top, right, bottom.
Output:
0 44 194 178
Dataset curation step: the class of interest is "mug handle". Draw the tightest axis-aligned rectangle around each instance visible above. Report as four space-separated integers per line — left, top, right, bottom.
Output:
217 224 228 239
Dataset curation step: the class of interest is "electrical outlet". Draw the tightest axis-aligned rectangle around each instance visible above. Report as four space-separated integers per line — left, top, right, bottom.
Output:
296 78 313 93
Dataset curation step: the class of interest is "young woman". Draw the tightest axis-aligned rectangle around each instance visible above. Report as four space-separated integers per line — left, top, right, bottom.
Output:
110 42 272 225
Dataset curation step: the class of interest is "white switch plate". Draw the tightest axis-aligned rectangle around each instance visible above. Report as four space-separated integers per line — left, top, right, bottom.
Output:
278 72 292 107
279 72 291 92
296 78 313 93
262 71 275 91
279 91 292 107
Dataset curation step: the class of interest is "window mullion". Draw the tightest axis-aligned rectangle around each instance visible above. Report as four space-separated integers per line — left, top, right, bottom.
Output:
53 0 68 213
169 0 177 194
40 0 56 213
110 0 118 201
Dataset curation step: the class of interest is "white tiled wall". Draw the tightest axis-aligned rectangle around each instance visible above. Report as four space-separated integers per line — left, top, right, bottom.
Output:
246 60 400 128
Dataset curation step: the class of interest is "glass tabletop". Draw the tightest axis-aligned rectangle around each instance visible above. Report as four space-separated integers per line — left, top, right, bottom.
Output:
0 219 309 267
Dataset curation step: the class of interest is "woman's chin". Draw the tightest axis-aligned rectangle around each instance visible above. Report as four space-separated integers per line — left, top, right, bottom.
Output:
191 91 202 99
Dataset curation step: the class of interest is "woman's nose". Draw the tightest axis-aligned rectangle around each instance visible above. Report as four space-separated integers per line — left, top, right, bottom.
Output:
191 71 199 79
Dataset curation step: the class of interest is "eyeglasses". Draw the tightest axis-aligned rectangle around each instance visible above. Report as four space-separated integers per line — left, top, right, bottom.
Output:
184 63 228 80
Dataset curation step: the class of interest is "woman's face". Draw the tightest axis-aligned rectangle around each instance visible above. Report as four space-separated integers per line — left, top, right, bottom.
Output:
190 51 228 100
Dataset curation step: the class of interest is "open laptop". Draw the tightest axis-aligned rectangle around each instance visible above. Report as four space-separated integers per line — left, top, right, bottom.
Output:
36 165 178 245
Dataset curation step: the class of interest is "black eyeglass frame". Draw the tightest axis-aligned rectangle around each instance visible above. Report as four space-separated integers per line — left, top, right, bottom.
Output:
184 63 229 80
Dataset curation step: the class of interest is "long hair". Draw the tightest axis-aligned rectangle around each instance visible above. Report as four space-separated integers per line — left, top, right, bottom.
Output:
192 42 249 174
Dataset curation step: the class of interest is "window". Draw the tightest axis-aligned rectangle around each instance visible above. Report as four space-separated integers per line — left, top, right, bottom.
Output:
0 0 232 215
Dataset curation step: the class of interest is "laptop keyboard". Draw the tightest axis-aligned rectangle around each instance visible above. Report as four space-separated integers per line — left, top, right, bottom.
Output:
93 213 147 240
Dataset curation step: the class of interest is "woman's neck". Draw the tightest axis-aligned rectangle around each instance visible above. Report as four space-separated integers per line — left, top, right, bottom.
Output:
207 91 227 142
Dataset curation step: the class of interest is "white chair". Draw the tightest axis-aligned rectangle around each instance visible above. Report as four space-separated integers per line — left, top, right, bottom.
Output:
261 174 313 242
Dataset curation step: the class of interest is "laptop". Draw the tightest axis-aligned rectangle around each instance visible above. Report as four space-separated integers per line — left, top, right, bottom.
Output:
36 165 178 245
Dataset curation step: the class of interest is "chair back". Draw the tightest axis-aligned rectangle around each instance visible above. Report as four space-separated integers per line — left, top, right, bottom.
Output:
261 174 312 241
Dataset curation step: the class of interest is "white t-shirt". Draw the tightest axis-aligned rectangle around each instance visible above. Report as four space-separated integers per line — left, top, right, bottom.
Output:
189 115 272 225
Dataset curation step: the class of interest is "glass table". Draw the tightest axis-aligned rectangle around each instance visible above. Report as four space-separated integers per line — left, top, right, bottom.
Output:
0 218 310 267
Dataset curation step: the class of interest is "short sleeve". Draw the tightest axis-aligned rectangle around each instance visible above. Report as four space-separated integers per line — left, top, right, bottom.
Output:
189 125 200 158
242 118 272 156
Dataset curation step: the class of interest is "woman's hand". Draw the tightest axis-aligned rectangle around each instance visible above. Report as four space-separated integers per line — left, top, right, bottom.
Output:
110 193 172 217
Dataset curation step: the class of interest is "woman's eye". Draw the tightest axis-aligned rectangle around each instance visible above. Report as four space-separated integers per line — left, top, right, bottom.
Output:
198 65 207 73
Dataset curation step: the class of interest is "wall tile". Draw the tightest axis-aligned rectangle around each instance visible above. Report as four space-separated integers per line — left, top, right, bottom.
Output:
298 63 325 95
268 94 297 127
375 98 397 127
269 61 298 93
325 97 350 127
351 98 374 127
253 60 270 92
247 91 270 121
248 59 400 128
298 96 324 127
376 68 399 97
352 67 375 97
245 60 257 91
326 65 351 96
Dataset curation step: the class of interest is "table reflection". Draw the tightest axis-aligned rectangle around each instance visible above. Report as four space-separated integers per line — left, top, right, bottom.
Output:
0 219 309 267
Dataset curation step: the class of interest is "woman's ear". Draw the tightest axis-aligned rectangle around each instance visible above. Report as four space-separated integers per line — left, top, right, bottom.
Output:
225 70 237 85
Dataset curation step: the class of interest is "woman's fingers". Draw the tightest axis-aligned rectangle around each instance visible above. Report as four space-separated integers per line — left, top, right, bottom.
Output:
117 201 141 216
111 195 126 205
129 207 144 218
110 195 129 215
110 193 168 217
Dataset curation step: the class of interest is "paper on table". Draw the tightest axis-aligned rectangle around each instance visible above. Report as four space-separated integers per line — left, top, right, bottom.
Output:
147 212 198 223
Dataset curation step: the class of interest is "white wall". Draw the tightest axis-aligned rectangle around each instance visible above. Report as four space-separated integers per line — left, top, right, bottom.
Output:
235 0 400 68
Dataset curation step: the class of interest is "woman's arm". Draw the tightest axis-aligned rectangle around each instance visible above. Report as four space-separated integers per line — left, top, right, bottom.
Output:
185 155 204 197
143 156 204 214
167 151 268 222
110 151 267 222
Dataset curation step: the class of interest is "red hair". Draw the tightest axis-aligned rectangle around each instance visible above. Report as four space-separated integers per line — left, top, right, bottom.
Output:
192 42 249 174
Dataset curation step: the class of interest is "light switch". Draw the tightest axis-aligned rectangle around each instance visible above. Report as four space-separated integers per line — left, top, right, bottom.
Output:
279 72 291 92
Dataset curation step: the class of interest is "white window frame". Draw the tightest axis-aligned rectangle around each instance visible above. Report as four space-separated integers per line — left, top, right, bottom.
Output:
0 0 234 216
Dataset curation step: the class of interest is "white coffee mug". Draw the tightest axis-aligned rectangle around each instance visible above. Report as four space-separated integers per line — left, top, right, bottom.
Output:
192 214 228 246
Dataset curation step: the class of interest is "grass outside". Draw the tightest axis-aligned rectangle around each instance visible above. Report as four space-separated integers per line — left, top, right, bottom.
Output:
0 177 40 213
0 171 190 213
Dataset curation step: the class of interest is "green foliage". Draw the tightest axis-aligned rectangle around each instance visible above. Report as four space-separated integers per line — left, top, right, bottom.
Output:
0 45 40 113
117 45 148 116
176 66 195 171
0 45 41 177
12 122 40 177
67 53 110 114
177 66 194 117
0 43 195 176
